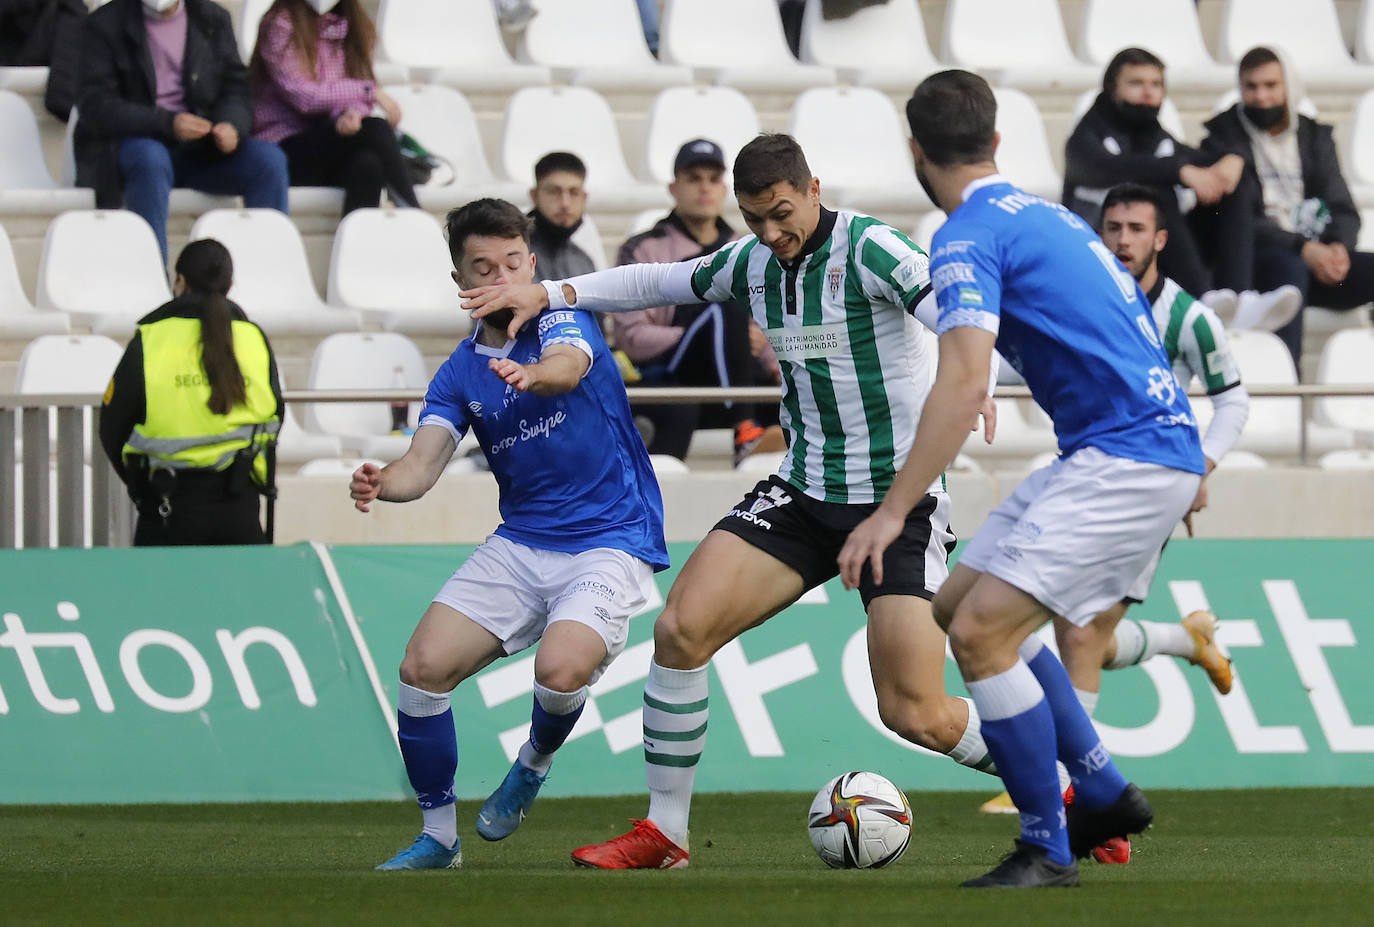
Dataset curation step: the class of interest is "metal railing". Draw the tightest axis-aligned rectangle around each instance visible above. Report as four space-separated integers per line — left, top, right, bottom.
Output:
3 384 1371 550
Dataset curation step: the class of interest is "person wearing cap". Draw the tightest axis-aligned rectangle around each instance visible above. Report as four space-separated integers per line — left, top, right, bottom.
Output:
612 138 783 466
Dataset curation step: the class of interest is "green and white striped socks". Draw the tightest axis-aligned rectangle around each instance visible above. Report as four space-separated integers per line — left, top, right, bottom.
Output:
1108 618 1194 669
643 661 709 849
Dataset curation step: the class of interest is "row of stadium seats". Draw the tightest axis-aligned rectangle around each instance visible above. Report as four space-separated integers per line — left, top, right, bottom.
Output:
2 0 1366 100
11 318 1374 471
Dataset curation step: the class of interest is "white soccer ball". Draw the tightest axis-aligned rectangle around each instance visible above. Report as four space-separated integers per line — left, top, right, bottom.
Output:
807 770 913 869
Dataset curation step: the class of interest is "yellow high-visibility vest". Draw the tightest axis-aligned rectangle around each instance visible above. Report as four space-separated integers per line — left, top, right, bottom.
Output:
123 316 280 483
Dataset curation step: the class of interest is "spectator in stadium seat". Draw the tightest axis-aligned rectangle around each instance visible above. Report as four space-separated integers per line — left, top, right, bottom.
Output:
0 0 86 120
250 0 418 218
613 138 784 464
101 238 282 547
1064 47 1245 296
527 151 597 282
1197 47 1374 370
76 0 290 263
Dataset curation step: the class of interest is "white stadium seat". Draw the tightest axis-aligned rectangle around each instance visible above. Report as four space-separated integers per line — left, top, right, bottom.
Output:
17 334 122 395
1212 449 1269 469
660 0 835 92
304 332 430 459
189 209 359 336
0 223 68 338
640 86 761 186
798 0 940 93
962 398 1058 461
569 214 610 271
626 207 666 238
1314 329 1374 444
1225 329 1351 457
1318 449 1374 469
519 0 691 92
912 211 946 253
992 88 1063 201
499 86 668 211
1359 0 1374 64
0 66 48 95
275 407 345 466
1344 91 1374 207
1077 0 1233 92
327 208 468 336
36 210 170 336
377 0 549 92
1218 0 1374 91
943 0 1098 92
383 83 524 209
295 457 385 478
789 86 933 213
0 90 94 215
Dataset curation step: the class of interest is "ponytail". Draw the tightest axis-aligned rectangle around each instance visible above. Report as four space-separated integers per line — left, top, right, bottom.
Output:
174 239 247 416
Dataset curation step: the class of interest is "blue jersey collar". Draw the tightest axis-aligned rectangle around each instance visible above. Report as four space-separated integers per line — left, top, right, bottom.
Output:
960 173 1010 202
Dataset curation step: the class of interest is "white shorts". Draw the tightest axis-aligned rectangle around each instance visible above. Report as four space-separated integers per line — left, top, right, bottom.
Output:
1123 544 1165 604
433 534 653 683
957 446 1200 626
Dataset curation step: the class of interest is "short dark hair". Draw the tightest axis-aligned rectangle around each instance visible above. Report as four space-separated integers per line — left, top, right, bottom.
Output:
732 133 811 197
1238 45 1282 77
1103 46 1165 96
534 151 586 183
1100 182 1167 231
906 70 997 168
445 198 532 264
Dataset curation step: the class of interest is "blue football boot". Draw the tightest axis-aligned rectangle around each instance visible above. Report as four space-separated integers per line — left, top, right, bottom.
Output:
375 833 462 870
476 761 547 841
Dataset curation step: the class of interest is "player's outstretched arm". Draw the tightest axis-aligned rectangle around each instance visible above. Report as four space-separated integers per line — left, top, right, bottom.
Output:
837 326 996 589
488 344 590 396
349 425 456 512
463 263 700 341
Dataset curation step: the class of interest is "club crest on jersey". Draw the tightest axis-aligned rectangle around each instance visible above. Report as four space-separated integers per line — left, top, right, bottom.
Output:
749 485 792 515
827 266 844 299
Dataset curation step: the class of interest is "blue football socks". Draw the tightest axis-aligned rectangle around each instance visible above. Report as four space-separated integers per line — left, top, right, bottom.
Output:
397 683 458 848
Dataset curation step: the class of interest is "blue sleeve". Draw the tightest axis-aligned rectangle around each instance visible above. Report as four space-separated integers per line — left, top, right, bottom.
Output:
537 308 596 366
930 224 1003 337
417 358 469 445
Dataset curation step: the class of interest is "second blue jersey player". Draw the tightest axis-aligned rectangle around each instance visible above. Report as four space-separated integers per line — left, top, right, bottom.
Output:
352 198 669 871
839 71 1206 888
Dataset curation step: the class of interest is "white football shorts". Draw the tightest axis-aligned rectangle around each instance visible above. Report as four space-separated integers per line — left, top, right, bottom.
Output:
433 534 653 683
957 446 1200 626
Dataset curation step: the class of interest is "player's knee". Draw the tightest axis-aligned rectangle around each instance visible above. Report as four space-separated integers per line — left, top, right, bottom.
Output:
532 661 589 694
945 609 998 668
399 648 454 692
653 605 716 669
931 589 958 632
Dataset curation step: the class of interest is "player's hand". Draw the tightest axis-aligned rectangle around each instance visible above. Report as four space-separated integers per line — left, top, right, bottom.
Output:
489 356 535 392
336 109 363 136
461 282 550 341
210 122 239 154
173 112 212 141
836 507 905 590
977 394 997 444
350 461 383 513
1180 163 1226 205
1213 153 1245 193
1303 241 1350 285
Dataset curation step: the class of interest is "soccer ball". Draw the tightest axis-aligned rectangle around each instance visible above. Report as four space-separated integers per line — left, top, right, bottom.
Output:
807 771 912 869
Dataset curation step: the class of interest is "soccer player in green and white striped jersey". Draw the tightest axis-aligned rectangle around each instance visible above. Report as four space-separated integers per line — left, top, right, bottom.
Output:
463 134 998 869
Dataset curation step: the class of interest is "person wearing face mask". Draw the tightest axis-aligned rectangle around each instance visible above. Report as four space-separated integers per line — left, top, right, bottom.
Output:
76 0 290 264
1196 46 1374 370
250 0 417 217
100 239 283 547
1063 48 1247 297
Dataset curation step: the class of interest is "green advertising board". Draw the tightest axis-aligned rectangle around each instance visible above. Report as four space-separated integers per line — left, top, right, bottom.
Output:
1 540 1371 803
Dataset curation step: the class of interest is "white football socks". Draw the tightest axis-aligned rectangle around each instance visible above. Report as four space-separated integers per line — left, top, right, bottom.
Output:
947 697 996 773
1108 618 1195 669
642 660 709 850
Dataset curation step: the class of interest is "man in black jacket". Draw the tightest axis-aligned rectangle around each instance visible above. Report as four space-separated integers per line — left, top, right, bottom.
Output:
76 0 288 263
0 0 86 120
1064 47 1244 296
1198 47 1374 368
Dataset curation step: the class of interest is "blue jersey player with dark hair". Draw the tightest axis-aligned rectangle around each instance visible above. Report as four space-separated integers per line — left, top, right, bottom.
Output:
840 71 1206 888
352 198 668 871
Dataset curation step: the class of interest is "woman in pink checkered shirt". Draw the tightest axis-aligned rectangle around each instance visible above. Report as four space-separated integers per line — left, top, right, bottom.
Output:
250 0 417 215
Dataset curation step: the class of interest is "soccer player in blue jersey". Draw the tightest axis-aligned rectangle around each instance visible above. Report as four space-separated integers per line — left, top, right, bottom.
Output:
352 198 669 871
840 71 1207 888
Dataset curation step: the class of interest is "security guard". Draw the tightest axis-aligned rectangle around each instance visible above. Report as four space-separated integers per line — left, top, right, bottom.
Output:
100 238 282 545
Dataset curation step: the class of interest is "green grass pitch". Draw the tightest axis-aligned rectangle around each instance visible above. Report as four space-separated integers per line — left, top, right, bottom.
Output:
2 789 1370 926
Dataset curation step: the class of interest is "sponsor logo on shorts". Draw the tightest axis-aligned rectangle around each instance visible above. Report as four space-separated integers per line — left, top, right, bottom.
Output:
571 579 616 601
728 485 793 531
593 606 611 622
